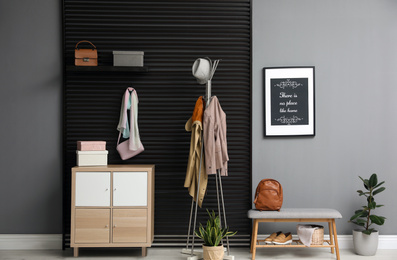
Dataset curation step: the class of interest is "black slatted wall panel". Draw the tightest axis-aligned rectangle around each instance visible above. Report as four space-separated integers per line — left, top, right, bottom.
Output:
63 0 251 247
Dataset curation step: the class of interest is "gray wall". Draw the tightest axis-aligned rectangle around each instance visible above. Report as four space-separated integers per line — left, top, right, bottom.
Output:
253 0 397 235
0 0 396 236
0 0 62 233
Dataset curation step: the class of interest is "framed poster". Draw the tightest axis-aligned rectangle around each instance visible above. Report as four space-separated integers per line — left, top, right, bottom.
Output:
264 67 315 136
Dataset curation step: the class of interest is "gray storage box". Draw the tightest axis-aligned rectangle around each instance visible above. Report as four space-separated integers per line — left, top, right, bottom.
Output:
113 51 144 66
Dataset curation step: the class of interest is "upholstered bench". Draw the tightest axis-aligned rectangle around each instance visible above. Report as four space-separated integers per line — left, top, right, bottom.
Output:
248 208 342 260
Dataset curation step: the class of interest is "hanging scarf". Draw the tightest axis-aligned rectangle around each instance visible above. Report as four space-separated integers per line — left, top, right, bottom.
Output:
117 87 143 151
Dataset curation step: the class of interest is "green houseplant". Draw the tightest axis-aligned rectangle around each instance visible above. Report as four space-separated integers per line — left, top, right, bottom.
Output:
349 173 386 256
195 209 237 260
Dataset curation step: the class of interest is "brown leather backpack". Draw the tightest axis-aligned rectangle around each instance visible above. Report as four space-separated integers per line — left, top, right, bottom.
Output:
254 179 283 211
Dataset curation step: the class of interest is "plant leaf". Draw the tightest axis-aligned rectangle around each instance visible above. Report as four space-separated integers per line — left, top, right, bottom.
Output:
351 221 365 227
210 227 215 245
368 201 376 209
355 219 367 224
350 210 365 221
369 174 378 188
376 204 384 208
370 215 386 226
196 209 236 246
373 187 386 196
359 176 369 190
360 210 369 217
374 181 385 189
363 228 375 235
356 190 366 196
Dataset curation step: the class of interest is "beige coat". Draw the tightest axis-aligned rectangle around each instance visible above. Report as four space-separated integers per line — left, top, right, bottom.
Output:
203 96 229 176
184 97 207 207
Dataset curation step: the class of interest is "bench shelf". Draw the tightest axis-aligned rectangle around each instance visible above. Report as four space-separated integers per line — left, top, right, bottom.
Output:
255 239 334 248
248 208 342 260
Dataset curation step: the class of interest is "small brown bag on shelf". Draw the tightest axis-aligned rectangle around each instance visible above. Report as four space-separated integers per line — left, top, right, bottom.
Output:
254 179 283 211
75 40 98 66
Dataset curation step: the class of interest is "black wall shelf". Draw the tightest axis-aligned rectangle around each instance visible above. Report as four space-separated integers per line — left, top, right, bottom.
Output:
66 66 149 72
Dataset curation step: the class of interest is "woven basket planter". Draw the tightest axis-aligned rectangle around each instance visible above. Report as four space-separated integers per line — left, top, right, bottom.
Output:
310 225 324 245
297 224 324 245
202 245 224 260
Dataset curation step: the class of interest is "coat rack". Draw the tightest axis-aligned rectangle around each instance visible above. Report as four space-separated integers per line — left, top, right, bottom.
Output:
181 59 234 260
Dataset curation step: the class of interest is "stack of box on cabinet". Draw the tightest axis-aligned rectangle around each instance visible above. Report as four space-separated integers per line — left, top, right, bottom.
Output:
76 141 108 166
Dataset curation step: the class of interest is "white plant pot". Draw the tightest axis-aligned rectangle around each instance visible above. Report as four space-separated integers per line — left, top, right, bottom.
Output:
352 229 379 256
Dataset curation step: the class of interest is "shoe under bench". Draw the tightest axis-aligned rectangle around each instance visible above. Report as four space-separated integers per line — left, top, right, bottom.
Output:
248 208 342 260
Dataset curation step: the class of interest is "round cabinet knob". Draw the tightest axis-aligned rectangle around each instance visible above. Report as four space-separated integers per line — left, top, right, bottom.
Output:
113 225 117 228
114 188 117 191
105 188 109 191
105 225 108 228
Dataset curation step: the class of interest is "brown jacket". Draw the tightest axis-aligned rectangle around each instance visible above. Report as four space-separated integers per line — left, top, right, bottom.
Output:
203 96 229 176
184 97 207 207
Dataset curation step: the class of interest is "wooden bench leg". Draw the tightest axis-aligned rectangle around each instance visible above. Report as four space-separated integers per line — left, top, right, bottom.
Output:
73 247 79 257
328 221 335 254
142 247 147 257
332 219 340 260
251 219 259 260
250 220 255 253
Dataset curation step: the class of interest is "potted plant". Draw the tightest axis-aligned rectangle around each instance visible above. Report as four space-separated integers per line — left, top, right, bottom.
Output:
195 209 237 260
349 173 386 256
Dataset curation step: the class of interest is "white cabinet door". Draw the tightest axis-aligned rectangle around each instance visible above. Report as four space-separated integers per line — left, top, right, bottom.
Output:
75 172 110 206
113 172 147 206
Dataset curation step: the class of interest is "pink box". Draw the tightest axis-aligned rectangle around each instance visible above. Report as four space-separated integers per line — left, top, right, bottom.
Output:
77 141 106 151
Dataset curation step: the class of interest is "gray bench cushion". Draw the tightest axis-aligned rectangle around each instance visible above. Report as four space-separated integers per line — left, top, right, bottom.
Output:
248 208 342 219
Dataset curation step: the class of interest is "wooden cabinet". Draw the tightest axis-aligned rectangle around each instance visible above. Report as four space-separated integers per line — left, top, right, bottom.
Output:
75 172 110 207
71 165 155 257
113 171 147 206
75 209 110 244
113 209 147 243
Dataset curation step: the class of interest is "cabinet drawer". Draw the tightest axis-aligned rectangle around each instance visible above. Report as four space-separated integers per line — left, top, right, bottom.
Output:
113 209 147 243
75 209 110 244
75 172 110 206
113 172 147 206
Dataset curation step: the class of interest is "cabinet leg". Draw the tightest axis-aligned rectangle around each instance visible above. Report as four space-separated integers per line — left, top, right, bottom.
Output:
142 247 147 257
73 247 79 257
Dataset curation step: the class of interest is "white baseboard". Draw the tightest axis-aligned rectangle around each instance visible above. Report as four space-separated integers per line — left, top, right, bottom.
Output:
377 235 397 249
257 234 397 250
0 234 396 250
0 234 62 250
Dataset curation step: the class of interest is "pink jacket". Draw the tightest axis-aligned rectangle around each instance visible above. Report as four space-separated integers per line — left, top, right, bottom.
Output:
203 96 229 176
